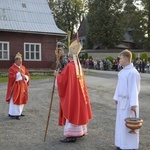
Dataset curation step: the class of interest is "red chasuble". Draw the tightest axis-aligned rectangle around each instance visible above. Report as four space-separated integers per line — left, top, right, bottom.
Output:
57 61 92 126
6 63 30 105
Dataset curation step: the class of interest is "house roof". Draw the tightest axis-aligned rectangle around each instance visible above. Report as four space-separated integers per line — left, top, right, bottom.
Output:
116 44 128 49
78 17 87 37
77 18 135 46
0 0 66 36
123 32 134 43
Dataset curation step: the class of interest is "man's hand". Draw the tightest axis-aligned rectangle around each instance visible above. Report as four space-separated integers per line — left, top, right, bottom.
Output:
131 106 137 111
19 69 26 80
54 70 59 76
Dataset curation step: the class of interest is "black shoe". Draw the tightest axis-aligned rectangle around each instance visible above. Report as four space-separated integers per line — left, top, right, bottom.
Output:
8 114 13 117
15 116 20 120
60 137 77 143
8 114 20 120
116 147 121 150
8 114 16 118
20 114 25 117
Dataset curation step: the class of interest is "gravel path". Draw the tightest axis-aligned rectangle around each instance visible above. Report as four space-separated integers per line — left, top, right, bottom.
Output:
0 71 149 150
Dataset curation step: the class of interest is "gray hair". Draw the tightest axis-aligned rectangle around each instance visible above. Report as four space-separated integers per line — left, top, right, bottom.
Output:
68 52 73 58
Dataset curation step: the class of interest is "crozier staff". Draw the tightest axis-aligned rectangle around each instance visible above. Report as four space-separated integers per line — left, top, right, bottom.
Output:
44 43 64 142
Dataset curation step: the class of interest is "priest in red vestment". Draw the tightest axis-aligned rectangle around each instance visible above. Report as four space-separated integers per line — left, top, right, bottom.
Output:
54 40 92 143
6 52 30 120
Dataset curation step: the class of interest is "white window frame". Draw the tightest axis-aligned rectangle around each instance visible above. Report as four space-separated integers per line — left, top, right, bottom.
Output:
0 41 10 60
24 43 41 61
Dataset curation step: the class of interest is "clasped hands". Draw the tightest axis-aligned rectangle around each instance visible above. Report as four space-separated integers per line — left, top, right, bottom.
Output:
54 70 59 76
19 69 26 80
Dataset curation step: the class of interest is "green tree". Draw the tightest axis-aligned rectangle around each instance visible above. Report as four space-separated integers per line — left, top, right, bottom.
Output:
140 52 148 60
105 56 115 63
86 0 124 49
120 0 145 49
132 52 136 61
140 0 150 49
83 52 88 59
48 0 86 39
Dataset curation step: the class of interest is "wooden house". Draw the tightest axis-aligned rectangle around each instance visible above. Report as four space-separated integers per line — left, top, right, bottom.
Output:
0 0 66 71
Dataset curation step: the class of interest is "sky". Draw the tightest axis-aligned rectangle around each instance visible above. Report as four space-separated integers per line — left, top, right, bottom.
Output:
133 0 143 10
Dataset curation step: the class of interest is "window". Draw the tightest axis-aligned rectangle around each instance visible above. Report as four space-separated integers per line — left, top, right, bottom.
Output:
0 41 9 60
24 43 41 61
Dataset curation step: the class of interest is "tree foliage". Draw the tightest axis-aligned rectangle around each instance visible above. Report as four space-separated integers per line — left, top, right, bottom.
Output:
140 0 150 49
86 0 124 49
120 0 145 49
48 0 86 38
140 52 148 60
132 52 136 60
105 56 115 62
48 0 150 50
80 52 88 59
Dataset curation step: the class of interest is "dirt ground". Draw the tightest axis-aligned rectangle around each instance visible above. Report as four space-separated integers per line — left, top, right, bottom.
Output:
0 70 150 150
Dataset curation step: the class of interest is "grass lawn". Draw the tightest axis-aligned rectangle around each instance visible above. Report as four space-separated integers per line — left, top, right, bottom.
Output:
0 75 53 83
0 71 94 83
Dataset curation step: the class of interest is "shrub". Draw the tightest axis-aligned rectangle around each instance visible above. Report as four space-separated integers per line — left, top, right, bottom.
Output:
132 52 136 61
140 52 148 61
89 56 93 60
82 52 89 59
105 56 115 63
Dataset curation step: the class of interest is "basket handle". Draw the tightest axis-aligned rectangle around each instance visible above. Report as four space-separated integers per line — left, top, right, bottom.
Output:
130 110 137 118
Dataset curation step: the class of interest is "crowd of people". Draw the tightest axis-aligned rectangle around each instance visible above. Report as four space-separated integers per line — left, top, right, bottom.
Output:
133 59 150 73
77 57 150 73
79 58 120 71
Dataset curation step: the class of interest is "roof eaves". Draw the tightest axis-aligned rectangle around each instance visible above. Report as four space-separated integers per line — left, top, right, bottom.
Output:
0 29 67 36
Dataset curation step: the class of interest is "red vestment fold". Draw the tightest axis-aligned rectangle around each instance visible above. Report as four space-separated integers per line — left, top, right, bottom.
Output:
6 63 30 105
57 61 92 126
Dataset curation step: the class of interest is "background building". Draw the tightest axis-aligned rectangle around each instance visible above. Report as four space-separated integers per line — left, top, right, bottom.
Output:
0 0 66 70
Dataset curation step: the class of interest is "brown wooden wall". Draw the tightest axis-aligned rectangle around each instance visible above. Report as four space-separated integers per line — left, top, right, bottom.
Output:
0 31 57 70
